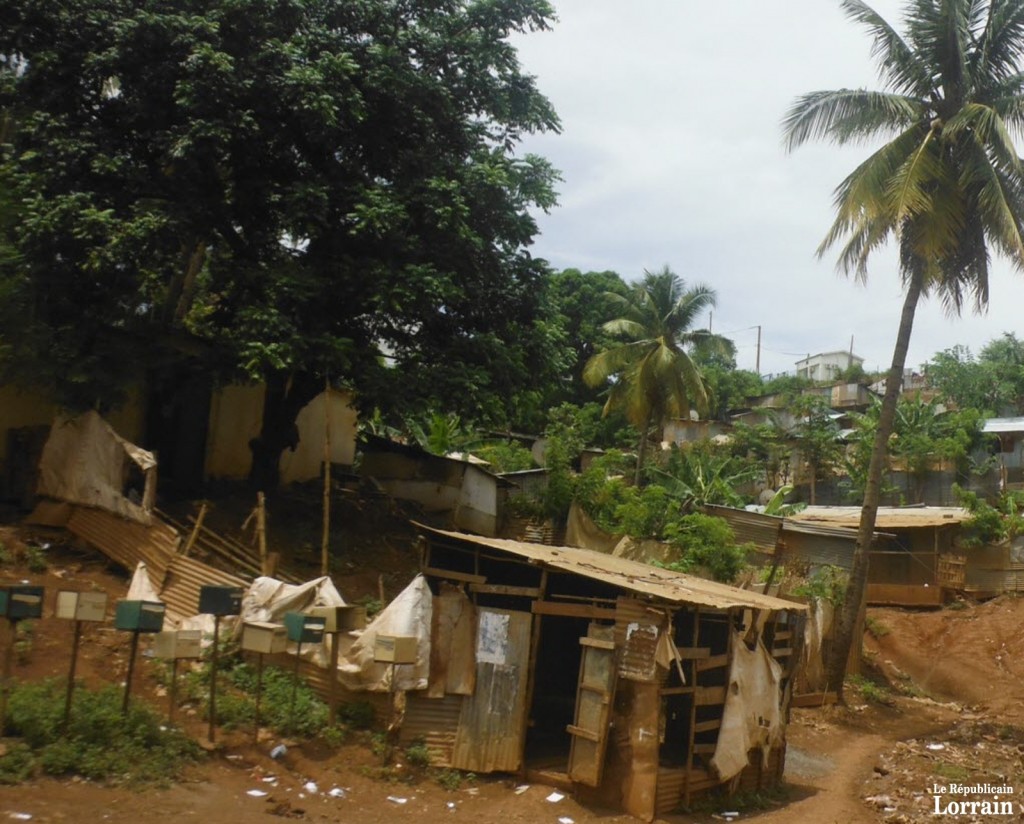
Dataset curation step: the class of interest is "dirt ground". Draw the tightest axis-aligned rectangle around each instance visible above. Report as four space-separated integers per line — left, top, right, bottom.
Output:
2 523 1024 824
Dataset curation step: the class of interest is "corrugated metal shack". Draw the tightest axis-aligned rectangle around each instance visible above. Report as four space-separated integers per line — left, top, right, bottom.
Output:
788 507 968 606
407 525 807 821
938 538 1024 598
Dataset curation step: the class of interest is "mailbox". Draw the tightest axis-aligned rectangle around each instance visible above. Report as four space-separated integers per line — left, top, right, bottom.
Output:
114 600 166 633
308 605 366 633
0 585 44 620
373 635 417 664
241 621 288 655
283 612 325 644
153 629 202 660
198 585 244 617
55 590 108 622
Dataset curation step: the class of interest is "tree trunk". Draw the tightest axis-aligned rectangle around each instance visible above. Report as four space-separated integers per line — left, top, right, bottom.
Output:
248 372 322 491
634 411 654 486
810 465 817 505
827 269 924 699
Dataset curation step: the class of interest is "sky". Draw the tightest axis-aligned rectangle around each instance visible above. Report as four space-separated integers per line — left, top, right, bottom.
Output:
510 0 1024 378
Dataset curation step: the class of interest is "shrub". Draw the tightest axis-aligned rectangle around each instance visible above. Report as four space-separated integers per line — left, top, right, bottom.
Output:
405 740 431 767
337 700 376 730
661 513 750 583
5 680 201 784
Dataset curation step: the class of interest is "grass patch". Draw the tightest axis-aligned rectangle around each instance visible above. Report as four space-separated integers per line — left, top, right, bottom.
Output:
684 784 791 814
847 674 894 705
933 761 971 782
2 680 202 785
864 616 890 638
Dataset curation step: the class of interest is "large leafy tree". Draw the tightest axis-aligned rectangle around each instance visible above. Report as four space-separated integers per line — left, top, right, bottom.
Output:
0 0 560 487
784 0 1024 695
583 267 733 483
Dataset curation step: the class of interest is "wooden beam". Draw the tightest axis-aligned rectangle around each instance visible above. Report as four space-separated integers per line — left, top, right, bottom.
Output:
675 647 711 659
421 567 486 585
695 654 729 672
531 601 616 620
469 584 541 598
791 691 838 708
693 718 720 733
566 724 600 743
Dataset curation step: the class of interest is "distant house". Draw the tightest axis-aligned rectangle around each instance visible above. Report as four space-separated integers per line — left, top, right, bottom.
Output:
795 350 864 382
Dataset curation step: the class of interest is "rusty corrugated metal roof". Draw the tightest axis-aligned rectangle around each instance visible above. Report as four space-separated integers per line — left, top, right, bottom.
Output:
416 524 806 612
789 506 970 528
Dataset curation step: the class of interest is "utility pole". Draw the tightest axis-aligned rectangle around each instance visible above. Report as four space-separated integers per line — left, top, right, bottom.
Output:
755 325 762 375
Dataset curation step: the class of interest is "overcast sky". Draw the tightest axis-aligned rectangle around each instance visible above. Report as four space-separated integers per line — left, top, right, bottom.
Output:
510 0 1024 377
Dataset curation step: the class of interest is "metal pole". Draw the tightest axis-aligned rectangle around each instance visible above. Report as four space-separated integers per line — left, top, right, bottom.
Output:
122 630 140 715
208 614 221 742
1 619 15 733
756 325 762 375
328 631 340 726
63 620 83 729
169 658 178 723
254 653 264 744
291 640 303 732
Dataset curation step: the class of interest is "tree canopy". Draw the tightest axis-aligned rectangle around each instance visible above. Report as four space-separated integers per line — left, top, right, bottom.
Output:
0 0 562 481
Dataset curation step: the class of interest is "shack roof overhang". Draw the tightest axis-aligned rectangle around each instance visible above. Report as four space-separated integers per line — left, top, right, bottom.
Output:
983 417 1024 435
415 523 806 613
788 506 970 529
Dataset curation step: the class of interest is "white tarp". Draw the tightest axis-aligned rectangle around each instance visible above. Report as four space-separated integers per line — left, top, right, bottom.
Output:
126 561 161 602
338 574 432 693
36 411 155 524
711 632 785 782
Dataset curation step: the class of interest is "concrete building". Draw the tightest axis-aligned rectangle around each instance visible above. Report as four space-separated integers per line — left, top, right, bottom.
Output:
795 350 864 382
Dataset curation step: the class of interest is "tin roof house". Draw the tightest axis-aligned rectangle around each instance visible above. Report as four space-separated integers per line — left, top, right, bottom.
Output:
402 525 807 821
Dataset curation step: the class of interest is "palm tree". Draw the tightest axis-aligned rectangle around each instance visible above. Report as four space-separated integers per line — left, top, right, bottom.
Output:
583 267 734 483
784 0 1024 696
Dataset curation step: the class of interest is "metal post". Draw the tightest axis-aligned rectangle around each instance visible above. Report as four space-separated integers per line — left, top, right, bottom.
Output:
122 630 140 715
328 631 340 726
290 640 303 732
208 614 221 742
169 658 179 723
254 652 264 744
63 620 83 729
1 619 15 733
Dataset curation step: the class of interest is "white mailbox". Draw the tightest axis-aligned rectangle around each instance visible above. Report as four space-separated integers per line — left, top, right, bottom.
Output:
241 621 288 655
55 590 108 623
152 630 202 660
373 635 417 664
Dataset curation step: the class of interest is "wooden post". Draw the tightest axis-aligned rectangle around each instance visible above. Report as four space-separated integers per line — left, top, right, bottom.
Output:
257 492 268 576
291 640 303 732
182 502 208 557
1 620 15 732
322 379 331 578
254 653 264 744
328 632 340 727
684 607 701 807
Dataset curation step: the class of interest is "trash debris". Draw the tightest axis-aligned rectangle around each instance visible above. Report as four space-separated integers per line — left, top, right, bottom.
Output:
925 743 945 751
8 815 33 822
546 792 565 803
514 785 530 795
270 744 287 759
246 790 269 798
304 781 319 794
387 796 408 805
262 776 277 784
447 801 457 811
865 794 895 808
558 817 574 824
328 787 347 798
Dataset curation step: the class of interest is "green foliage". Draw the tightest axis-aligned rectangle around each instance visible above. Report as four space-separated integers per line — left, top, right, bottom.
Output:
659 513 750 583
473 441 536 473
0 741 35 784
954 486 1024 547
759 374 813 398
653 442 755 511
434 768 473 791
5 680 201 784
217 662 332 738
0 0 561 433
24 544 48 573
405 740 432 768
847 674 893 706
729 418 791 492
337 701 376 731
354 595 384 620
789 394 842 501
791 566 848 606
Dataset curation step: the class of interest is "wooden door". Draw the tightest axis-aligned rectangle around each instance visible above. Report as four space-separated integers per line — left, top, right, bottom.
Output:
567 623 618 786
451 608 531 772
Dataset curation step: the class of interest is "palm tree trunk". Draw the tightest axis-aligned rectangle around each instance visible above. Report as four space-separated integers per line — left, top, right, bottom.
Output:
634 411 653 486
827 268 924 699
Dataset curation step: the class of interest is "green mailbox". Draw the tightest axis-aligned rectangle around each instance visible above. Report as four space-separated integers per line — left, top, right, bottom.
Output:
283 612 325 644
114 600 166 633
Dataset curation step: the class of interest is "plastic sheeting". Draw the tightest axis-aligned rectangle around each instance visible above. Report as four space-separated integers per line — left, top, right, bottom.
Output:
338 574 432 693
711 632 784 782
36 411 155 524
565 503 621 554
126 561 161 602
798 598 834 693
